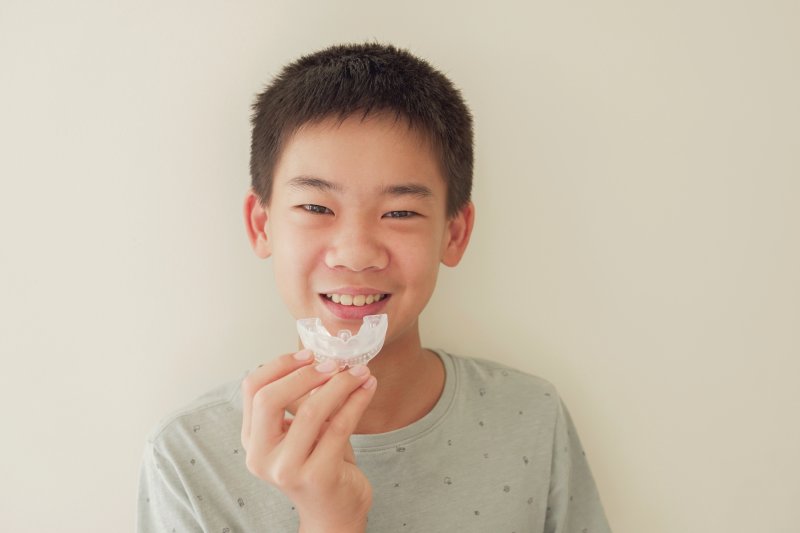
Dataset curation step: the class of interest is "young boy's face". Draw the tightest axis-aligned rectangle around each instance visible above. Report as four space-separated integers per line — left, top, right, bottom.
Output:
245 113 473 351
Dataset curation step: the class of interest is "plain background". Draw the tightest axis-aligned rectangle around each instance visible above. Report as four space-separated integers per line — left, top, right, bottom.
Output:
1 1 798 531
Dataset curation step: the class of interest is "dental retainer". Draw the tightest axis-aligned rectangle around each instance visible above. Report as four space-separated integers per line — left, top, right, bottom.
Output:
296 314 388 369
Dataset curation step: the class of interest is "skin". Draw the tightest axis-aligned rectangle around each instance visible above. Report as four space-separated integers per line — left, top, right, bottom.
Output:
241 113 475 532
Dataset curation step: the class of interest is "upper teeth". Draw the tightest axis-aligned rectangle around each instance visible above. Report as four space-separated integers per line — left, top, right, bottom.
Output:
326 293 385 306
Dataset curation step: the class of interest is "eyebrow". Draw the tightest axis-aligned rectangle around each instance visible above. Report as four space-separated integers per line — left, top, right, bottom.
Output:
286 175 434 199
380 183 434 199
286 176 344 193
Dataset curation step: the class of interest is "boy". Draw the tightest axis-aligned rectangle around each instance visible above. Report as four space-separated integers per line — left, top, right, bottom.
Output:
137 43 611 533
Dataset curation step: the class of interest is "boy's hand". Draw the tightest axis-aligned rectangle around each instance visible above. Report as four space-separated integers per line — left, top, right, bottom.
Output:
241 349 378 533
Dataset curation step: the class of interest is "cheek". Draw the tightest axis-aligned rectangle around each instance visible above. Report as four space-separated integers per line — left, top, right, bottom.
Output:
270 230 321 312
396 237 442 295
272 221 323 268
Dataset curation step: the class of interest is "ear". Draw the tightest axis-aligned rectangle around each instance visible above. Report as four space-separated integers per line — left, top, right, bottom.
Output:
243 188 272 259
440 201 475 267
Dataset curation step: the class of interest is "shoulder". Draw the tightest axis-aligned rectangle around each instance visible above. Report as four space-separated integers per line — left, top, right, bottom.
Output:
145 372 246 453
445 351 558 397
439 350 562 424
434 350 563 448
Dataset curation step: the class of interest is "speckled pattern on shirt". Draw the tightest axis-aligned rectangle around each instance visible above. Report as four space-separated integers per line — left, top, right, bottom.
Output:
137 350 611 533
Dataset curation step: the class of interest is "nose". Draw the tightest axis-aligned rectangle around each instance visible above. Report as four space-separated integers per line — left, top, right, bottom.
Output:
324 221 389 272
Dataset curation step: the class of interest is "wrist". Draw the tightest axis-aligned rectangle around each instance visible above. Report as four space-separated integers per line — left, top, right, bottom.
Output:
298 515 367 533
297 519 367 533
295 492 371 533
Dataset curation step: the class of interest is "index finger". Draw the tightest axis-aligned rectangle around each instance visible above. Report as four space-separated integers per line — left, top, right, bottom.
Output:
241 349 314 448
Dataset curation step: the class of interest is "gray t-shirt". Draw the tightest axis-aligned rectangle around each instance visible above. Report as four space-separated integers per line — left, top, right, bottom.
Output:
137 350 611 532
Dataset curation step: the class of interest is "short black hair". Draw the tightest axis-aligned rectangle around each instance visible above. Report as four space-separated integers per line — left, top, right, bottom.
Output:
249 42 473 217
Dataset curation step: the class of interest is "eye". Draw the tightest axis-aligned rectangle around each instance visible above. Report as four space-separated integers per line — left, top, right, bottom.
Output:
383 210 418 219
300 204 333 215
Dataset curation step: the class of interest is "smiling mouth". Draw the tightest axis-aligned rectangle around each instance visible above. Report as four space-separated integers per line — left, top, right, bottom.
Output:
322 293 389 307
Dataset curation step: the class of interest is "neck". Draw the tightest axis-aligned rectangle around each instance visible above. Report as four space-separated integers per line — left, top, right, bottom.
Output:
289 320 445 435
353 322 444 434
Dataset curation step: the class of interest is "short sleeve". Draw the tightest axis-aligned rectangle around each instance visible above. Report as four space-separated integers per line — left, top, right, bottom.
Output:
544 398 612 533
136 439 203 533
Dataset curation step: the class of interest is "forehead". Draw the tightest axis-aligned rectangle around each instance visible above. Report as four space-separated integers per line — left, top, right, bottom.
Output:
272 113 446 196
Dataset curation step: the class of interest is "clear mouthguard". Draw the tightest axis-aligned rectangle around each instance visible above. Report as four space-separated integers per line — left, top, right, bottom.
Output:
296 314 388 368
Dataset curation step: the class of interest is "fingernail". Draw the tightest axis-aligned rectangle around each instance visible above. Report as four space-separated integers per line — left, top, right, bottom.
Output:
361 376 377 389
348 364 369 377
314 359 337 373
293 349 312 361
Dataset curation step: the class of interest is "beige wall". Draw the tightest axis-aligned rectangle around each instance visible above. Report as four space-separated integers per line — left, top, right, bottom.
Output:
2 1 798 531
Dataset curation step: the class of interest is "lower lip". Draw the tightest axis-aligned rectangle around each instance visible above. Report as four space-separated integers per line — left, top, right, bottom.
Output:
320 295 390 321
